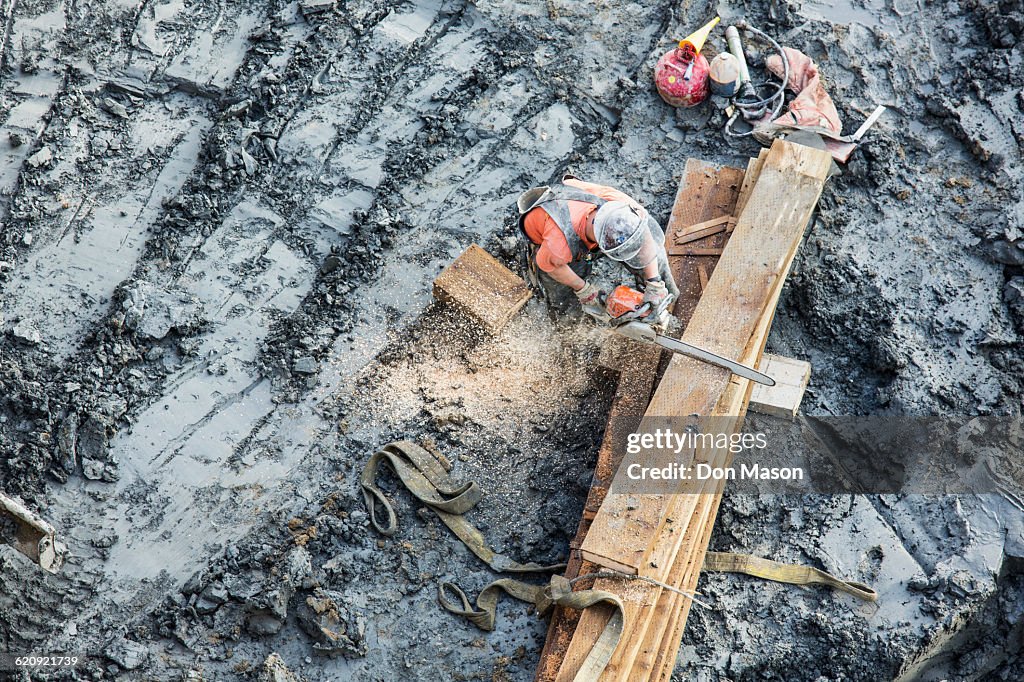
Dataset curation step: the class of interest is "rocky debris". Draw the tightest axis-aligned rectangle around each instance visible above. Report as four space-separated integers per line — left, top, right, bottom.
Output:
26 146 52 168
118 280 205 340
195 581 229 614
300 0 336 17
11 319 41 345
98 97 129 119
292 356 318 374
259 653 304 682
296 587 368 658
105 636 148 671
245 587 293 636
1004 276 1024 332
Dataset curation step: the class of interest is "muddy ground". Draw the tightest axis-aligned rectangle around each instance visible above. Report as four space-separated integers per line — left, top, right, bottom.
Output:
0 0 1022 680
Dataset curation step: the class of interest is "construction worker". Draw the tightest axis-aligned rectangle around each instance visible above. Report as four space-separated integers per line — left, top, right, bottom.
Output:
517 175 679 321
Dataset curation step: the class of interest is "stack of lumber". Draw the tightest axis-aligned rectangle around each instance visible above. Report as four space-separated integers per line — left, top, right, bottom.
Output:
535 139 833 681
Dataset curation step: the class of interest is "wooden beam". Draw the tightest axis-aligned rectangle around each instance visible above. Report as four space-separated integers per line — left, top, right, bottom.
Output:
565 140 832 680
550 160 745 682
666 246 724 257
673 216 732 245
580 140 831 573
735 149 768 218
433 243 532 333
696 265 709 292
534 341 661 682
749 354 812 419
647 260 789 682
602 150 777 682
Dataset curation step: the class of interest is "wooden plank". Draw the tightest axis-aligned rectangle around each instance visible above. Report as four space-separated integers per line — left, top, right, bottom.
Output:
620 324 766 682
749 354 812 419
579 140 832 574
697 265 709 292
534 341 662 682
432 243 532 333
668 162 745 350
674 224 727 245
617 151 775 682
567 140 831 681
666 246 724 256
552 160 745 682
735 148 768 218
643 305 778 682
647 230 800 682
673 216 731 245
678 215 731 236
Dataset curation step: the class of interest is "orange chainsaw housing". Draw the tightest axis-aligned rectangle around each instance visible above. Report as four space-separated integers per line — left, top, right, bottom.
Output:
605 285 645 319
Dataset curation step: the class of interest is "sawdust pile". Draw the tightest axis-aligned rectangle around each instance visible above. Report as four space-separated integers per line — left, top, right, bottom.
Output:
356 305 607 433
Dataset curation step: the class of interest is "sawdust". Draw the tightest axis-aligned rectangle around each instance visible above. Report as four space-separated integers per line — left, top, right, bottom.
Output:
360 305 604 432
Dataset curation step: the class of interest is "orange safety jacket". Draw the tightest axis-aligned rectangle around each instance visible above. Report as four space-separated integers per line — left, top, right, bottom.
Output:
521 179 643 272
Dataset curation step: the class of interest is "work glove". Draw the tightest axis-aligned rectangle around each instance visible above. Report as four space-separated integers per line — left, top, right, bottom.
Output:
641 280 671 322
575 281 609 323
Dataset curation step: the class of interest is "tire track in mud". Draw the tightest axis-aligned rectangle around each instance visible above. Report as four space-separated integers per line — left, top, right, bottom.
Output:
1 1 670 671
2 0 607 662
2 0 1023 679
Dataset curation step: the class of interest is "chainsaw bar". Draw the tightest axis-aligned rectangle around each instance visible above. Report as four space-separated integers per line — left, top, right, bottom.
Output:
613 321 775 386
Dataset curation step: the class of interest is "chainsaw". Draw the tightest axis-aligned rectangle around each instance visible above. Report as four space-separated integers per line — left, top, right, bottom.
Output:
604 285 775 387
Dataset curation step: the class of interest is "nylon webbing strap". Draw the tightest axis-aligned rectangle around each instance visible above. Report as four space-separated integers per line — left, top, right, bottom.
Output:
703 551 878 601
438 575 625 682
362 441 875 682
361 441 564 573
364 441 621 681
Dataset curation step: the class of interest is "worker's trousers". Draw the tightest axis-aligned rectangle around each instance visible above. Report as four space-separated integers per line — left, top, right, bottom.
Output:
538 257 595 316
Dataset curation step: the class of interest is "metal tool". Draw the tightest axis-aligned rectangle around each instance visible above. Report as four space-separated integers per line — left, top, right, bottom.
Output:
604 285 776 386
723 22 789 138
0 492 64 573
722 22 886 162
756 104 888 162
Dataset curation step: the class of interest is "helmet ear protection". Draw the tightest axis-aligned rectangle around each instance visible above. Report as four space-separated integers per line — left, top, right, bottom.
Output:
516 187 551 215
516 186 552 238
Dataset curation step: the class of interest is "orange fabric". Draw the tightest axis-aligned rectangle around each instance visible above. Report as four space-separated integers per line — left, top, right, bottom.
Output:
523 179 643 273
766 47 841 133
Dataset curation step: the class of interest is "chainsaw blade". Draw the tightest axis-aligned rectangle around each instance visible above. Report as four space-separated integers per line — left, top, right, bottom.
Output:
652 334 776 386
612 321 775 386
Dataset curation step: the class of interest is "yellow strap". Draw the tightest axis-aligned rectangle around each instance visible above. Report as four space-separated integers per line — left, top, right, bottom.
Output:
437 575 624 682
703 551 878 601
360 440 564 573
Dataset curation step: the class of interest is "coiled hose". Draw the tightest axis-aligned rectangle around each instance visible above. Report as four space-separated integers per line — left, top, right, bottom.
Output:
724 22 790 138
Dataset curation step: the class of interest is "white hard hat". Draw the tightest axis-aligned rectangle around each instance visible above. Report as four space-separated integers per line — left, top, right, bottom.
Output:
594 201 657 269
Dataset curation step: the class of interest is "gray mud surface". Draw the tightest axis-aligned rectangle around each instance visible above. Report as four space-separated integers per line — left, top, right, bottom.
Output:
0 0 1022 680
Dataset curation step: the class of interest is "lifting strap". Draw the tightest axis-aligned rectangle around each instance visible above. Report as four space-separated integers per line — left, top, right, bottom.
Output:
438 575 625 681
362 441 876 681
703 551 878 601
361 440 564 573
362 441 622 681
